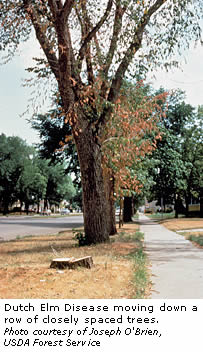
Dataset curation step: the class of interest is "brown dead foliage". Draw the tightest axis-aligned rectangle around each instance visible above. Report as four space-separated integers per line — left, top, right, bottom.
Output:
0 224 140 299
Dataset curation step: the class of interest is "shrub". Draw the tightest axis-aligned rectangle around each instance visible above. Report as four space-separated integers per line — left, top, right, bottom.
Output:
74 231 88 246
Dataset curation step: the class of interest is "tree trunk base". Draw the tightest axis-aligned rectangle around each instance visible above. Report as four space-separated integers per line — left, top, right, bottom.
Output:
50 256 93 269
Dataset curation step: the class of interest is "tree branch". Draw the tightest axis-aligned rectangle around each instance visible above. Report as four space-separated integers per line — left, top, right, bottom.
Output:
61 0 75 22
52 11 80 110
97 0 166 127
39 0 74 84
47 0 58 18
103 0 126 78
77 0 113 72
56 0 63 11
108 0 166 103
100 0 127 97
79 1 95 84
76 2 103 69
23 0 59 80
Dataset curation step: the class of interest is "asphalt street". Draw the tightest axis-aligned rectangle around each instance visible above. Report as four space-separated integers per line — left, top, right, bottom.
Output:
0 215 84 241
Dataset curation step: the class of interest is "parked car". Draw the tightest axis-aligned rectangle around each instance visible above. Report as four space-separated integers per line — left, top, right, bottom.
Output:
60 208 70 215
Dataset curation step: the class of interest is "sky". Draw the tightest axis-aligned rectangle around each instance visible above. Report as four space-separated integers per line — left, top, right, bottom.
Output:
0 37 203 146
0 38 50 145
149 43 203 106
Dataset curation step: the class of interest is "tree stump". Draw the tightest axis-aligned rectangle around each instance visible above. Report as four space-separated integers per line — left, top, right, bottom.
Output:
50 256 93 269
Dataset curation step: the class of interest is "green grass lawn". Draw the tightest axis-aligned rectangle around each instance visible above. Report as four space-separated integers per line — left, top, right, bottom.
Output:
146 212 176 220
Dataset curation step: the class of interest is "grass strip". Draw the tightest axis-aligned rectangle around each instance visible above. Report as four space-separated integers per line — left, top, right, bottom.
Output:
147 212 175 220
120 230 149 299
187 235 203 247
132 247 148 299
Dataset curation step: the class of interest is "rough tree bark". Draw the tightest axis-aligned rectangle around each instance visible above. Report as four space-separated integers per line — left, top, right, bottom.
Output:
123 197 133 222
103 171 117 235
74 123 110 243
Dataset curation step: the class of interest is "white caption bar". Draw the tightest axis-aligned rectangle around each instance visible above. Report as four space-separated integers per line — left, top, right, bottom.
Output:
0 299 202 351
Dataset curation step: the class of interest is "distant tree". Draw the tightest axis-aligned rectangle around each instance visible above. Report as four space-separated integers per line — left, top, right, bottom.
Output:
197 106 203 217
149 91 202 217
180 119 203 217
31 110 81 185
0 134 31 214
160 89 195 135
17 154 76 212
72 186 83 211
0 133 76 214
16 156 48 213
42 162 76 208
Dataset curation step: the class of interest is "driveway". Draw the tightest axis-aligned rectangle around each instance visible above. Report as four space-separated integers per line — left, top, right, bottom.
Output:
0 215 84 241
139 214 203 299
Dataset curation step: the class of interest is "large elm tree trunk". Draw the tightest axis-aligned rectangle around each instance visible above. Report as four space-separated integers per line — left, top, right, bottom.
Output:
59 80 112 243
74 123 110 244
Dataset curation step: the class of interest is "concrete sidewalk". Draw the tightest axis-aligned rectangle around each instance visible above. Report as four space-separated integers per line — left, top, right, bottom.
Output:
139 214 203 299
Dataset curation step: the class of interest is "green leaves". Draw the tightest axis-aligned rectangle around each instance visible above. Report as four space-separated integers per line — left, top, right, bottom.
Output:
0 134 30 213
0 133 76 213
149 89 202 213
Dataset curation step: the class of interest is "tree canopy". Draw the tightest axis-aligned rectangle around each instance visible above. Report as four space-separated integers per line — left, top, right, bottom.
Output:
0 134 76 214
0 134 30 214
30 108 81 185
148 91 203 217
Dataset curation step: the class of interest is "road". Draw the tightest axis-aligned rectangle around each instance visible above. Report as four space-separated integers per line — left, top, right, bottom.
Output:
140 214 203 299
0 215 84 241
